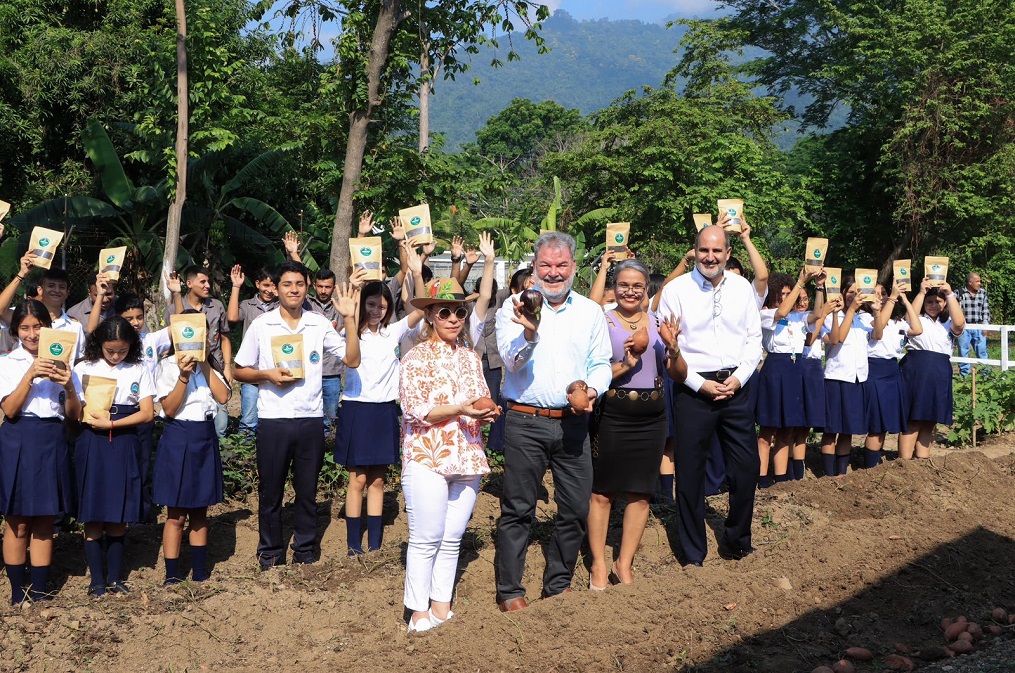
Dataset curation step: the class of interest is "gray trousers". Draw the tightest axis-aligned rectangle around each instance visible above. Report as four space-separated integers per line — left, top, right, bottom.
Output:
495 410 592 600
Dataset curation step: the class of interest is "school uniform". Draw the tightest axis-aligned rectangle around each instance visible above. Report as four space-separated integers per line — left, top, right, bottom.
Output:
800 333 827 429
305 296 344 435
235 297 279 434
334 316 415 468
233 306 345 567
822 311 873 435
153 360 224 509
0 346 77 517
901 316 957 425
138 328 172 522
756 310 810 428
864 319 909 434
72 359 155 523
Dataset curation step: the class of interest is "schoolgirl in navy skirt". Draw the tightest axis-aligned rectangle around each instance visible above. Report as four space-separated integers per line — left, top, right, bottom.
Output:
899 278 965 459
154 340 230 585
820 276 873 476
862 281 922 467
756 268 821 486
0 300 81 604
73 316 155 596
792 281 833 480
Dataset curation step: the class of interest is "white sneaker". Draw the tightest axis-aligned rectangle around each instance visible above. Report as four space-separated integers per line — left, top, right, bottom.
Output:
428 609 454 626
407 615 433 633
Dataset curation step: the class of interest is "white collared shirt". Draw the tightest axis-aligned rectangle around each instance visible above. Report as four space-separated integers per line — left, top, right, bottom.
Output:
496 291 613 408
338 316 413 403
868 319 908 360
156 359 224 421
52 312 86 362
760 309 811 354
0 346 81 419
234 307 345 418
656 268 763 392
140 328 173 379
73 358 155 406
906 316 955 355
822 311 873 382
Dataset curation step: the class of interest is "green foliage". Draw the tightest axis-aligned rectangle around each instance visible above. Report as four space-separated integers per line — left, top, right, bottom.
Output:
948 371 1015 446
219 432 349 499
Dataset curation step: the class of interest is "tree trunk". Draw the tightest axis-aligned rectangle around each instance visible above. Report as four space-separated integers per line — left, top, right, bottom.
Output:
418 26 431 153
329 0 403 280
161 0 188 302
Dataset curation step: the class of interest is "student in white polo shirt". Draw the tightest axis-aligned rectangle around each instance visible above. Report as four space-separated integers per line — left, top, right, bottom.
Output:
0 258 85 363
233 261 360 570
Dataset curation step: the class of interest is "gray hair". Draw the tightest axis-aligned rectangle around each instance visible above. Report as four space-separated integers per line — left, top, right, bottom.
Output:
533 231 576 261
612 259 650 285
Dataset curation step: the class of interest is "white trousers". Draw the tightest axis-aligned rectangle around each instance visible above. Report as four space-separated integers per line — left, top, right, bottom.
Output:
402 460 481 612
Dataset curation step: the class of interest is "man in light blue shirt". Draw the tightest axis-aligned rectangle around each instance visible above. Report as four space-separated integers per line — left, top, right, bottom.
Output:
494 232 612 611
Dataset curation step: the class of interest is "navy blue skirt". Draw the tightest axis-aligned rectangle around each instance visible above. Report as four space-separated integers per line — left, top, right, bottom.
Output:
334 400 399 467
154 419 223 509
823 379 867 435
0 416 73 517
755 353 806 428
74 412 143 524
900 350 953 425
801 358 826 428
864 358 909 434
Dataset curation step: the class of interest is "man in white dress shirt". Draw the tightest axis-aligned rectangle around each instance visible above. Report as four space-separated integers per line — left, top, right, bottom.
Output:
657 225 763 565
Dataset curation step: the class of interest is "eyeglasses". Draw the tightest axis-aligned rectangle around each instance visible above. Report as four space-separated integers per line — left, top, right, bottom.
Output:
435 306 469 321
712 285 723 317
615 283 646 296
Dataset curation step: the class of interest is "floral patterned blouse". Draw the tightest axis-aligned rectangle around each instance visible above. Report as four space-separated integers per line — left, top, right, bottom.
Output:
399 338 491 476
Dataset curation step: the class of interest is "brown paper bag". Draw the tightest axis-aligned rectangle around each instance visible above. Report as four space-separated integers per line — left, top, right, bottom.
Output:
0 200 10 222
399 204 434 247
271 334 305 379
170 314 207 363
99 246 128 281
893 259 912 291
82 374 117 421
824 267 843 297
38 327 78 371
805 238 828 268
29 226 65 270
925 256 949 288
855 268 878 303
716 199 744 232
350 236 383 281
605 222 631 260
692 213 712 232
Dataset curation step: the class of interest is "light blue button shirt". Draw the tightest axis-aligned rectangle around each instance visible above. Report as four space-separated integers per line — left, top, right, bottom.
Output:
496 291 613 408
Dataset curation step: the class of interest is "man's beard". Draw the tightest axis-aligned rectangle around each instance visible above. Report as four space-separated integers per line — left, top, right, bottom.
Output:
536 275 575 304
696 261 725 280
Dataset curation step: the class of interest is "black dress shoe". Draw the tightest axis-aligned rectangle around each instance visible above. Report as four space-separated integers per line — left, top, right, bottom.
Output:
717 543 756 561
683 560 703 568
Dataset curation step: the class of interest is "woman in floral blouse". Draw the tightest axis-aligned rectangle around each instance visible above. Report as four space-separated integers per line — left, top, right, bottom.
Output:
399 278 501 633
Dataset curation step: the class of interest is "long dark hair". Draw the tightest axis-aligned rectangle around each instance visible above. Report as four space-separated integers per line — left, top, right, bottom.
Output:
11 299 52 333
357 281 395 336
84 315 142 364
921 287 951 323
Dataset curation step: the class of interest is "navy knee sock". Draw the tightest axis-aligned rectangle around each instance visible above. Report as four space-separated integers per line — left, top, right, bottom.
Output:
366 515 383 552
834 454 851 476
85 539 106 590
190 545 210 582
863 449 883 468
7 563 27 605
106 535 126 585
822 454 835 477
791 459 806 481
774 473 791 483
28 565 50 601
758 475 773 489
164 557 182 584
658 474 675 503
346 515 364 555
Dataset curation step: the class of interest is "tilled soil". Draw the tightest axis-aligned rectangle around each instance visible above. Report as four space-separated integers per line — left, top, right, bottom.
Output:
3 438 1015 673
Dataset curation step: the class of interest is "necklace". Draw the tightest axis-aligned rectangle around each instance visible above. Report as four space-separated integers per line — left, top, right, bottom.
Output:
616 310 643 330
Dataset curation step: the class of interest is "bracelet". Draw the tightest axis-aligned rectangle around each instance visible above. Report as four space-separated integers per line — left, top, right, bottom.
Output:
15 275 25 281
179 376 190 385
666 348 681 359
795 284 805 290
450 256 463 263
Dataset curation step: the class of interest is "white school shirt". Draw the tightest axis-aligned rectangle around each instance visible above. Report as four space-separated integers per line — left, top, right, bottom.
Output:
73 359 155 407
822 311 873 383
868 318 908 360
906 316 955 355
760 309 811 354
656 268 763 393
155 359 224 422
339 316 413 403
0 345 82 420
234 307 345 418
52 312 86 362
140 328 173 379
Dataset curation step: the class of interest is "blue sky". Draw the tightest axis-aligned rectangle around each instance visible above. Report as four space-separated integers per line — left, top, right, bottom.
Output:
544 0 721 22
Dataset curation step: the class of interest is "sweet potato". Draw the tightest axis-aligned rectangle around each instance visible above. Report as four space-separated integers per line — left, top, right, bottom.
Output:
519 288 544 321
883 655 915 671
830 661 855 673
991 607 1007 623
950 639 973 654
569 388 590 413
843 647 873 661
944 621 967 641
989 624 1003 636
474 397 496 411
941 617 954 630
956 631 973 643
967 622 983 641
893 643 910 654
811 667 835 673
630 326 649 355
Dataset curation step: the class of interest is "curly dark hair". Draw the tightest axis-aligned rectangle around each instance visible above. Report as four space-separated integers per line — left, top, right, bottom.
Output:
83 315 142 364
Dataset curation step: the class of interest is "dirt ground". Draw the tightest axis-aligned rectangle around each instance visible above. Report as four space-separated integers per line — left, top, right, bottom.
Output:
3 434 1015 673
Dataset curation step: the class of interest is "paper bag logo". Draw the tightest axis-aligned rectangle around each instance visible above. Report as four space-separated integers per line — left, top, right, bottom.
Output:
614 233 625 243
281 343 294 355
49 343 64 357
39 238 51 247
106 255 115 263
830 277 838 286
410 216 421 226
900 268 908 276
309 351 320 364
182 327 195 339
726 208 737 217
359 247 372 256
813 249 822 259
863 275 872 284
932 264 941 271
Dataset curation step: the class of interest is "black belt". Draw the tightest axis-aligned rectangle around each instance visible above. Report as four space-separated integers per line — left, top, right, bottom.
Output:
108 405 141 415
698 369 733 382
606 388 663 401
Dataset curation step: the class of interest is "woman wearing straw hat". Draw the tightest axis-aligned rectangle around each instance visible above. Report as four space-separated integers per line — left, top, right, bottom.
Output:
399 278 500 633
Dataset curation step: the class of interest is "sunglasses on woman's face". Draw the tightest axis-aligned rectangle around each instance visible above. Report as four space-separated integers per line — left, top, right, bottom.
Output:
435 306 469 321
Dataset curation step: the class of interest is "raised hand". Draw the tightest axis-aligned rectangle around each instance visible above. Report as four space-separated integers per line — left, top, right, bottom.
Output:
403 240 423 275
659 315 682 351
421 240 436 258
95 272 111 293
358 210 375 236
334 282 358 318
389 218 406 241
939 281 953 295
478 231 496 259
164 270 182 294
738 217 752 240
230 264 245 288
19 252 37 276
283 230 300 256
602 248 617 268
510 296 540 338
348 267 368 292
178 354 198 375
464 245 481 265
451 235 465 260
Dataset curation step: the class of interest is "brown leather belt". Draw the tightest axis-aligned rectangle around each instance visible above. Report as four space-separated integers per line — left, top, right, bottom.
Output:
506 401 570 419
